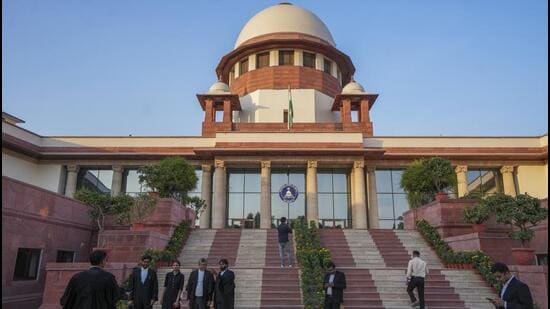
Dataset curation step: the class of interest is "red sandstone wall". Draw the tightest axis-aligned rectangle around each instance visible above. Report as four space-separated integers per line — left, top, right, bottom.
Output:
2 176 95 309
510 265 548 309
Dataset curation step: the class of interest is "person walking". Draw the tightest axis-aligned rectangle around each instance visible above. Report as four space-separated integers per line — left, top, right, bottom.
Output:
406 250 428 309
488 262 534 309
186 258 215 309
60 250 122 309
277 217 294 268
128 254 159 309
213 258 235 309
161 260 185 309
323 261 346 309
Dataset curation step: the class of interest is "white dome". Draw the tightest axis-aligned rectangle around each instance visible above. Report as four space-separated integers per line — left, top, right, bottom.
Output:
234 3 335 49
208 81 230 94
342 80 366 94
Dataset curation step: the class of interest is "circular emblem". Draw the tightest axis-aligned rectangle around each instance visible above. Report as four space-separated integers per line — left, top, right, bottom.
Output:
279 184 299 203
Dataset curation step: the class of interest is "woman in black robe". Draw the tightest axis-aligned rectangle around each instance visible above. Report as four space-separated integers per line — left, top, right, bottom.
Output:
161 260 185 309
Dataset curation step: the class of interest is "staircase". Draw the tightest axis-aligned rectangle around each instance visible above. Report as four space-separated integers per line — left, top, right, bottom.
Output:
320 229 498 309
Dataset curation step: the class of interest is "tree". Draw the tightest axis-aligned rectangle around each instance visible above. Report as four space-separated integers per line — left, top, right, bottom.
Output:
74 189 134 231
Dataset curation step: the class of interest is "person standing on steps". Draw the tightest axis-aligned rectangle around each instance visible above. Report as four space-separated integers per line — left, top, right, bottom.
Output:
128 254 159 309
213 258 235 309
323 261 346 309
406 250 428 309
161 260 185 309
186 258 215 309
277 217 294 268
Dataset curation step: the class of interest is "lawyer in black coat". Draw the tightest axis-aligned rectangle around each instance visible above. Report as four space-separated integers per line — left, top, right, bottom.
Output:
128 255 159 309
186 258 215 309
214 259 235 309
60 250 122 309
323 262 347 309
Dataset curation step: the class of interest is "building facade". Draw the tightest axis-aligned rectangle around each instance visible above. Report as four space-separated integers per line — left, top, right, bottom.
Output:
1 3 548 307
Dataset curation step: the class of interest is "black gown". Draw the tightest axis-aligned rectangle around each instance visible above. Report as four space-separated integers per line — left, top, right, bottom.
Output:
162 271 185 309
60 266 121 309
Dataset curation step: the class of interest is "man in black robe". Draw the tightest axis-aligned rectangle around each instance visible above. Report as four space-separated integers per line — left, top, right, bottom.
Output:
214 258 235 309
186 258 215 309
60 250 122 309
128 254 159 309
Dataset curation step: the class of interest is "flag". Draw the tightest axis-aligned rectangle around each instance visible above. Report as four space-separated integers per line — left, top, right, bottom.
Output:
288 85 293 130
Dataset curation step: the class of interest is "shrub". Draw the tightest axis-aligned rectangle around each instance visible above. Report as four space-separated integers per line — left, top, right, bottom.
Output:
74 189 134 230
401 157 457 208
463 203 491 224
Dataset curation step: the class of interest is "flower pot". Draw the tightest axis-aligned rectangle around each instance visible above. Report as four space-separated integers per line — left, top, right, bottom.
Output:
435 192 449 202
148 191 160 198
472 224 487 233
131 223 145 231
511 248 535 265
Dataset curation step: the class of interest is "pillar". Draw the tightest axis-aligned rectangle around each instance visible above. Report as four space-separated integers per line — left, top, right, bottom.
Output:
352 161 368 229
341 99 351 124
455 165 468 198
306 161 319 225
366 166 379 228
500 166 517 197
65 164 79 198
260 161 272 229
111 165 124 196
212 160 227 229
199 164 213 229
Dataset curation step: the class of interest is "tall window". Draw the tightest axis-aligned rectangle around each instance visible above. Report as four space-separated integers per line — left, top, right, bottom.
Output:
239 58 249 74
13 248 41 281
323 58 333 75
279 50 294 65
271 169 306 227
318 169 350 228
56 250 75 263
256 52 270 69
122 168 148 196
189 168 203 199
228 169 260 228
303 52 316 68
76 167 113 194
467 169 503 198
376 169 408 229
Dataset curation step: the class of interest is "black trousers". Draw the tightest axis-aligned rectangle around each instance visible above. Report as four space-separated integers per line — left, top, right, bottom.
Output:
190 296 207 309
407 276 425 309
324 296 341 309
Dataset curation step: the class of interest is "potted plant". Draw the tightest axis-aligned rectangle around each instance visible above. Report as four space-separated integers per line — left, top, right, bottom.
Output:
129 193 157 231
138 156 198 203
401 157 457 208
488 193 548 265
463 202 491 233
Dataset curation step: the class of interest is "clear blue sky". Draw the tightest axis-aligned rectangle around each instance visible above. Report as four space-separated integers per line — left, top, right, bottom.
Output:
2 0 548 136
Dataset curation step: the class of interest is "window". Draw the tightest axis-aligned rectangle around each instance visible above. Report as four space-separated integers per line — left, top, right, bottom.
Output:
283 110 288 123
13 248 41 281
536 254 548 266
228 169 261 228
467 169 503 198
215 110 224 122
256 52 270 69
76 168 113 194
279 50 294 65
351 110 359 122
376 169 408 229
56 250 75 263
239 58 249 74
303 52 316 68
318 169 351 228
271 169 306 227
324 58 333 75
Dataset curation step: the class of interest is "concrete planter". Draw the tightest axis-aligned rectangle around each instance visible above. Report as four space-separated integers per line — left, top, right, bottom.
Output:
511 248 535 265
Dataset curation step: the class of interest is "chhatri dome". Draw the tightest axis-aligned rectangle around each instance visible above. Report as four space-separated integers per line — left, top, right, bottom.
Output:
234 2 336 48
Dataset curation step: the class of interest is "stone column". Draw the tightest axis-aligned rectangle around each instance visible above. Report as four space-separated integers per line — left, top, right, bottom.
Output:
65 164 79 198
199 164 213 229
260 161 272 229
366 166 379 228
500 166 517 197
306 161 319 225
212 160 227 229
455 165 468 198
111 165 124 196
352 161 368 229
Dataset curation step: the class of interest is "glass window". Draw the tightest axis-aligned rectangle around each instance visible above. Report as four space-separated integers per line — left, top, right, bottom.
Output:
375 169 410 229
239 58 249 74
122 169 148 196
323 58 332 75
271 169 306 226
279 50 294 65
244 172 261 193
318 171 333 193
77 167 113 194
228 171 245 193
227 169 261 228
467 169 502 198
317 169 350 228
56 251 75 263
13 248 41 281
303 52 316 68
256 52 270 69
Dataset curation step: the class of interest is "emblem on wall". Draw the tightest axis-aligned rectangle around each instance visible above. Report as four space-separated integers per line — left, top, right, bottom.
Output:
279 184 299 203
